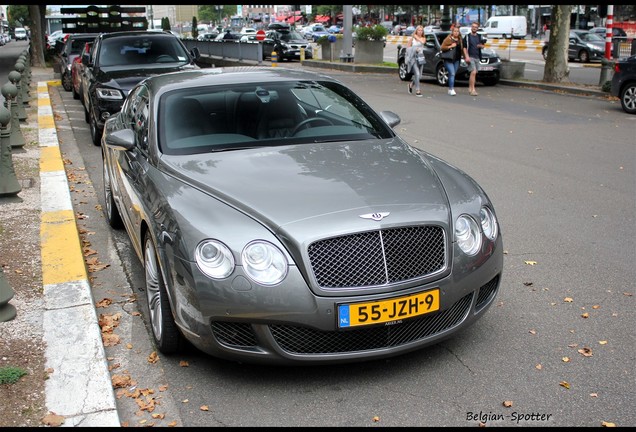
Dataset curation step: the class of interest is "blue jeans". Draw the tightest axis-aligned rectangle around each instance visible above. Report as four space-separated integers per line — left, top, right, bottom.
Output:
444 60 460 90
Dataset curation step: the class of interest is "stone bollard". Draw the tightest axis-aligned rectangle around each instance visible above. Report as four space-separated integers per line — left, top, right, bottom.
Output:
0 267 17 322
18 54 32 99
15 61 29 107
1 82 26 148
8 70 27 122
0 104 21 196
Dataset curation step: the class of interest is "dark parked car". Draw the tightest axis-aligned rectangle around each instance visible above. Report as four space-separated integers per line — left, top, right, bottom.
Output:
80 30 200 145
542 30 605 63
611 54 636 114
71 41 93 101
398 30 501 87
58 33 98 92
101 67 504 365
263 27 313 61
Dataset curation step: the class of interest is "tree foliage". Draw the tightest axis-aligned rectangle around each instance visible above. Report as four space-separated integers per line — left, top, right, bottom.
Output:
543 5 571 83
7 5 30 28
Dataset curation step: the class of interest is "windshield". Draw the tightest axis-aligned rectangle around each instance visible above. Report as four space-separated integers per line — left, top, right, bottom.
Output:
278 31 305 41
580 32 604 42
158 80 396 155
99 35 190 67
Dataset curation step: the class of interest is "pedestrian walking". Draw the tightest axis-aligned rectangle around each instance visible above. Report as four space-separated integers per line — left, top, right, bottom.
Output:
405 25 426 97
440 25 466 96
463 21 486 96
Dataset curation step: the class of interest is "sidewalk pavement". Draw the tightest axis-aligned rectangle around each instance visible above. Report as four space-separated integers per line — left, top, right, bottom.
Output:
32 60 605 427
35 67 120 426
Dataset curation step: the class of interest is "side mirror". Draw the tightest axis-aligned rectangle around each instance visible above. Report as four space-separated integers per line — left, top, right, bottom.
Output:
104 128 136 151
190 46 201 60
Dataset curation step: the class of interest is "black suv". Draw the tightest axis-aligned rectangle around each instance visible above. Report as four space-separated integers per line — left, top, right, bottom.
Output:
397 30 501 87
81 30 200 145
263 27 313 61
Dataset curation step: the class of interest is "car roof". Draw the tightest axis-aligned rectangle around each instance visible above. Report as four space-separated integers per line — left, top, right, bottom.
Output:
143 67 338 95
99 30 178 39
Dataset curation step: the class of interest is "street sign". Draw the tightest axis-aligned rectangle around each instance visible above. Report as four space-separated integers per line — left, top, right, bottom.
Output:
256 30 266 41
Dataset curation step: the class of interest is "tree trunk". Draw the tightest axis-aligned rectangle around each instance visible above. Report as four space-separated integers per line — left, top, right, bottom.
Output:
542 5 571 83
28 5 46 68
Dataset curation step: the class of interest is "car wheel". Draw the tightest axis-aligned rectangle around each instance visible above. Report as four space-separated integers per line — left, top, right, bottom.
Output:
90 111 102 146
578 50 589 63
144 232 182 354
62 71 72 92
72 84 80 100
84 103 90 123
398 61 413 81
619 82 636 115
542 47 548 61
436 64 449 86
102 157 123 229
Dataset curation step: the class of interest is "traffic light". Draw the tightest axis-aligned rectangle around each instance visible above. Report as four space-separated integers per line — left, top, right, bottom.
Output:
598 5 607 18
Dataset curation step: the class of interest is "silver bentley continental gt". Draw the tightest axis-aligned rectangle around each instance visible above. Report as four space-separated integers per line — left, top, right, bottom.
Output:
101 67 503 365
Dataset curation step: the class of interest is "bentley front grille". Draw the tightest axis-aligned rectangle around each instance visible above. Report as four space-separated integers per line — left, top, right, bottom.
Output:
307 226 446 288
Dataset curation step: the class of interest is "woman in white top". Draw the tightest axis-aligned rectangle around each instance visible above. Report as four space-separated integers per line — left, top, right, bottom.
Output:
406 25 426 97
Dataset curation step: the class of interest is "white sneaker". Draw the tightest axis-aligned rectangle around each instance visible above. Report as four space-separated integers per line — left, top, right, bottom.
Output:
449 89 457 96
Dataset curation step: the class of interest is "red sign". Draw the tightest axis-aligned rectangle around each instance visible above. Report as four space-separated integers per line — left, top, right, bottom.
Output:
256 30 266 41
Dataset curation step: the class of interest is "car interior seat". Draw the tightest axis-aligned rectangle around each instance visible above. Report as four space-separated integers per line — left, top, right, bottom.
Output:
256 91 303 139
165 97 213 144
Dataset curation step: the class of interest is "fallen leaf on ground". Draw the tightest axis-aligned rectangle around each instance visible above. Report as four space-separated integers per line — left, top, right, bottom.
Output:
601 421 616 427
559 381 570 389
372 416 380 422
578 347 593 357
41 412 65 427
179 360 189 367
503 401 513 407
148 351 159 364
564 297 573 303
200 405 209 411
599 340 608 345
581 312 589 318
524 260 537 265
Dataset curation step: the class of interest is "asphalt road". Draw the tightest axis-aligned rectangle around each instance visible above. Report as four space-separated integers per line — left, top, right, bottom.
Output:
54 64 635 427
3 39 633 427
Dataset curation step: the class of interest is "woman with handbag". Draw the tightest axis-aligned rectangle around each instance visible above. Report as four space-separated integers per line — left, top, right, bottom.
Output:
440 25 466 96
405 25 426 97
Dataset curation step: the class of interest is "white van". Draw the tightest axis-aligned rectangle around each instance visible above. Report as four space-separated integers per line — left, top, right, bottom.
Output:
14 27 28 41
483 16 527 39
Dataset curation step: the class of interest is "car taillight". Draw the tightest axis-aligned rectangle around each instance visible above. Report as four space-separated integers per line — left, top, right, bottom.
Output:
614 63 621 73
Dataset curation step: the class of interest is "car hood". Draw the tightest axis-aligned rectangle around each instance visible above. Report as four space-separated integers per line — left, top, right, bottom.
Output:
159 139 451 233
96 64 196 92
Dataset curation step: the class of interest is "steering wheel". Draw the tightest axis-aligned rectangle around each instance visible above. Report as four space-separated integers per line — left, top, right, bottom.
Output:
291 117 333 136
155 55 175 62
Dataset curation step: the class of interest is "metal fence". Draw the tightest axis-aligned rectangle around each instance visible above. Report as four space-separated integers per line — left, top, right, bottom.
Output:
182 38 264 63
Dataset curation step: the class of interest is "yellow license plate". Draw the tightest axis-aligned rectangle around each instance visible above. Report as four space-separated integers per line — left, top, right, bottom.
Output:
338 289 440 328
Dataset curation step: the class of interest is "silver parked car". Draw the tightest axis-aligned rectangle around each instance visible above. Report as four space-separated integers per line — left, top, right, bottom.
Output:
101 67 504 365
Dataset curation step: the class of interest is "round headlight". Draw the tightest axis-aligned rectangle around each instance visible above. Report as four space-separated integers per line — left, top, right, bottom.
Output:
480 206 498 241
456 215 481 256
195 240 235 279
242 241 288 285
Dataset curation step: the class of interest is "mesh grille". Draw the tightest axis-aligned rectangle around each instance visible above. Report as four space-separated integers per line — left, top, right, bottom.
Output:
270 293 472 354
307 226 445 288
212 322 258 348
475 275 500 311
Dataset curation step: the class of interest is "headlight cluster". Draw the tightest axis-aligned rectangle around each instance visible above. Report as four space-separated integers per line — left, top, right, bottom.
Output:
96 88 124 101
455 206 498 256
195 239 288 285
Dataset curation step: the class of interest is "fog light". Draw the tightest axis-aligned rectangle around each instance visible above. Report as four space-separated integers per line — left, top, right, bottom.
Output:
101 112 111 121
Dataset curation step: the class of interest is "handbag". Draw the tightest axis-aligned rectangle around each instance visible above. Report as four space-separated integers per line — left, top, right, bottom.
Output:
440 47 455 61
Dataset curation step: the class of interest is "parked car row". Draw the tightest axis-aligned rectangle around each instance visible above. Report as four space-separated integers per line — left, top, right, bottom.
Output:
62 30 201 145
99 66 504 365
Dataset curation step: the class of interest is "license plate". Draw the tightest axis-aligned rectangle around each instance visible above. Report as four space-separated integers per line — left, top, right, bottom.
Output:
338 289 439 328
480 66 494 71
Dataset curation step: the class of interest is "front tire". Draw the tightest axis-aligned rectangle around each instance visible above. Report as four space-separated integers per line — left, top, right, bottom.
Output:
578 50 590 63
398 61 412 81
102 158 122 229
62 71 72 92
144 232 182 354
619 82 636 114
436 63 449 86
90 111 102 146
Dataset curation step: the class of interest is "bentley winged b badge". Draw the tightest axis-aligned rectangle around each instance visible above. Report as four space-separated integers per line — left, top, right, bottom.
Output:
359 212 390 221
